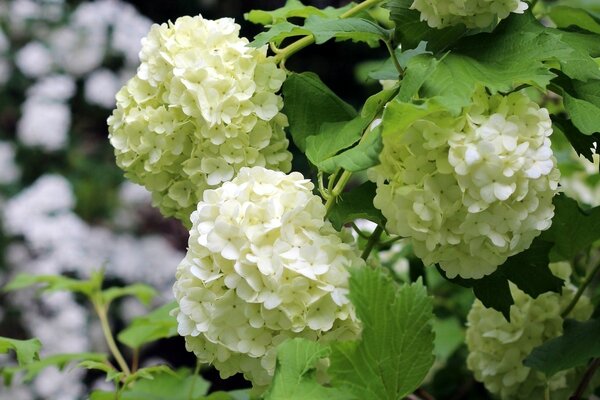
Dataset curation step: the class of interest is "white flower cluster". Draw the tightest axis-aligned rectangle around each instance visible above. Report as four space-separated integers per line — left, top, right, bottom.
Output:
411 0 528 28
371 89 559 279
108 15 293 224
466 263 593 399
174 167 362 386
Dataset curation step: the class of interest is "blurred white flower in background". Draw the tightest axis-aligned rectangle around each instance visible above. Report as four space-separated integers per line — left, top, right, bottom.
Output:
84 69 122 108
15 41 53 78
0 141 20 185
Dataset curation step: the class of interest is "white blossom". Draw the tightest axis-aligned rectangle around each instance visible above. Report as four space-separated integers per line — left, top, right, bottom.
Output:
174 167 362 386
371 88 559 279
17 98 71 151
411 0 528 28
108 15 292 223
466 263 593 399
15 41 53 78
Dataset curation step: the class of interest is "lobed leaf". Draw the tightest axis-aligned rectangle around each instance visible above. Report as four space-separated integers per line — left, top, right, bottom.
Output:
264 338 349 400
4 271 103 297
328 268 435 399
0 337 42 367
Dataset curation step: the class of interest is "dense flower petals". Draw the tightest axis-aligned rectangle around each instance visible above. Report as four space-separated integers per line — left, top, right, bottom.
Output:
371 89 559 279
108 15 292 223
173 167 362 386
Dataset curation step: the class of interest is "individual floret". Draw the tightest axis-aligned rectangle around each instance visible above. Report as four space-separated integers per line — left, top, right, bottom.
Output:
108 15 292 224
173 167 362 387
411 0 528 29
370 88 559 279
466 263 593 399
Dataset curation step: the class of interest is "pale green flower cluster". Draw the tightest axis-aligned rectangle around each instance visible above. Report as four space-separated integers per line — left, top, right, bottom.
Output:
371 89 559 279
411 0 528 28
108 15 292 223
466 263 593 399
173 167 363 386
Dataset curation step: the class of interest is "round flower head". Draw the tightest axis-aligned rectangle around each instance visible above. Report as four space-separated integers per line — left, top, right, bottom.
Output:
371 88 559 279
411 0 528 29
173 167 362 386
108 15 292 224
466 263 593 399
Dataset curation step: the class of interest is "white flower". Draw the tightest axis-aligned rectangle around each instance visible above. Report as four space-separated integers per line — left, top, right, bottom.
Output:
28 74 76 102
17 98 71 151
108 15 292 224
174 167 362 387
411 0 528 29
371 88 559 279
15 41 53 78
84 69 122 108
466 263 593 399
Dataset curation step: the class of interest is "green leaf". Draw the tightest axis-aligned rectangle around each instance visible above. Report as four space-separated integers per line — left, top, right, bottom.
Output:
4 271 103 297
384 0 467 52
123 365 178 386
245 0 353 26
305 116 369 167
118 301 178 349
264 338 349 400
549 6 600 35
117 368 210 400
79 360 124 382
553 115 600 165
2 352 107 384
402 12 600 114
542 194 600 261
381 96 445 137
317 124 382 173
0 337 41 366
432 318 464 361
562 91 600 135
327 181 385 230
200 390 250 400
328 268 435 400
282 72 356 152
524 318 600 376
101 284 157 307
367 42 431 81
251 22 308 47
303 16 390 46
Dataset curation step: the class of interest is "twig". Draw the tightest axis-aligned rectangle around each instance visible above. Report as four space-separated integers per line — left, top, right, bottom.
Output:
570 358 600 400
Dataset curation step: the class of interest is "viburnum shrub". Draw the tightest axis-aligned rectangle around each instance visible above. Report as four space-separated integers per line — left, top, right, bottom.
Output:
2 0 600 399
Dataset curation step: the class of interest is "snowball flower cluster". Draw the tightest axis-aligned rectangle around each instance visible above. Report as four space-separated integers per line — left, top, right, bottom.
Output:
108 15 292 223
466 263 593 399
411 0 528 28
173 167 362 386
371 88 559 279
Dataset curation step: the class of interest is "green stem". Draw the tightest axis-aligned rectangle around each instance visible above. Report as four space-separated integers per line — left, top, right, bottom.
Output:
93 298 132 376
561 261 600 318
324 170 353 214
273 0 384 63
384 39 403 77
188 361 202 400
361 225 384 260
